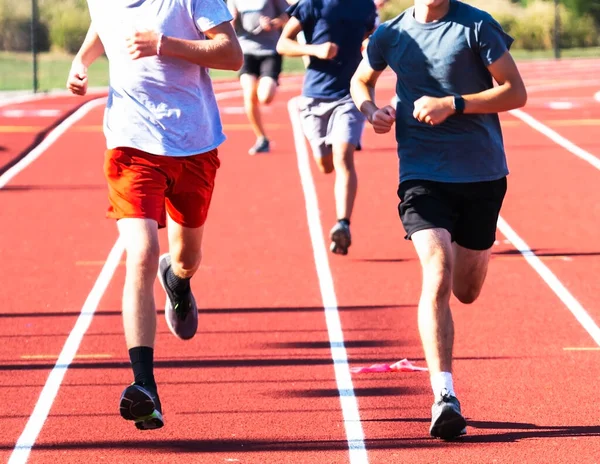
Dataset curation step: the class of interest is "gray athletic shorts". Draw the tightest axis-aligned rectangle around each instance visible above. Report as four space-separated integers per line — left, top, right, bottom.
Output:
297 94 365 158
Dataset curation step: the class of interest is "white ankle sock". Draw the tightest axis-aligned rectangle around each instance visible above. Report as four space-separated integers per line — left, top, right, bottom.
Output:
430 372 455 400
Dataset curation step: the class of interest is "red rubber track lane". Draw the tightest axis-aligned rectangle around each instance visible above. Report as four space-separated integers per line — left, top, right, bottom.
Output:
0 95 100 170
9 86 366 464
0 99 117 463
2 60 600 464
304 68 600 461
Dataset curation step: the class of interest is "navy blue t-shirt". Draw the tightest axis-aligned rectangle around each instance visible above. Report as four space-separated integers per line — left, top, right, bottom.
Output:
290 0 376 99
367 0 513 183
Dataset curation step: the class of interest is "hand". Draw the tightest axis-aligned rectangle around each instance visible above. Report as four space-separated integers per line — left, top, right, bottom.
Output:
370 105 396 134
270 17 284 29
315 42 338 60
413 96 454 125
66 61 88 96
125 29 160 60
259 16 272 32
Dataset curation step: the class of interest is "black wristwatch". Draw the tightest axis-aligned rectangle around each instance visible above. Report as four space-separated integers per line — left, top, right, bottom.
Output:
453 95 465 114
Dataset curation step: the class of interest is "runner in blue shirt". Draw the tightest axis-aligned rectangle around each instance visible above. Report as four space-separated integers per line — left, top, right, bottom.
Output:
351 0 527 439
277 0 377 255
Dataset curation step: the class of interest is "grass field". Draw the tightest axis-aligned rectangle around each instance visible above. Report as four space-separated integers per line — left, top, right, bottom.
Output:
0 52 307 92
1 48 600 92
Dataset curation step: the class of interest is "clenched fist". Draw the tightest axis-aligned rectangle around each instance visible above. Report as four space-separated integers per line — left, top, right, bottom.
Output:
66 61 88 96
315 42 338 60
125 29 161 60
370 105 396 134
413 96 454 126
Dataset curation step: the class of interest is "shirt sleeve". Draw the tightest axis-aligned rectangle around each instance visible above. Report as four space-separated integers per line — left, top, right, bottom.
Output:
477 15 514 66
366 27 387 71
290 0 313 28
192 0 234 32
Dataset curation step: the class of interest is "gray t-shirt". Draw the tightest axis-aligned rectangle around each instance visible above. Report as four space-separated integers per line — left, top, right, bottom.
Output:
228 0 290 55
88 0 232 157
367 0 513 183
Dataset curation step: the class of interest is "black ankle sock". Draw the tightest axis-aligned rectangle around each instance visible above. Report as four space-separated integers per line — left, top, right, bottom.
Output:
338 218 350 227
166 266 191 297
129 346 156 388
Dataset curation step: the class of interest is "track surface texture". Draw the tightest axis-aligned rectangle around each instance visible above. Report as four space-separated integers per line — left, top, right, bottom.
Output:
1 61 599 464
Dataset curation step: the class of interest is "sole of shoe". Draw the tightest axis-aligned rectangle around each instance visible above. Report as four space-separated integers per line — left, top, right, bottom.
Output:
119 385 164 430
429 408 467 440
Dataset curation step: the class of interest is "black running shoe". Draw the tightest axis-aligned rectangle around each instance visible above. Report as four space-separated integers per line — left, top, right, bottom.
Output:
119 383 164 430
429 390 467 439
158 253 198 340
329 221 352 255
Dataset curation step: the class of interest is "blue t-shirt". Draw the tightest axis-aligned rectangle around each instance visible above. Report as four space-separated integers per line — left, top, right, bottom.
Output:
367 0 513 183
291 0 376 99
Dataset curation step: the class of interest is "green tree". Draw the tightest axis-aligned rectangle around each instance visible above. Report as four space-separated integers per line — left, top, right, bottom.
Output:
558 0 600 23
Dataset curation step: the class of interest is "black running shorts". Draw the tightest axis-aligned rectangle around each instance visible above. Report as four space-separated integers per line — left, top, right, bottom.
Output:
397 177 507 251
239 54 283 83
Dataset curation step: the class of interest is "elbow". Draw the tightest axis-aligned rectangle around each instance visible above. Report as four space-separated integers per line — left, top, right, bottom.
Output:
517 86 528 108
229 45 244 71
509 81 527 109
276 38 288 56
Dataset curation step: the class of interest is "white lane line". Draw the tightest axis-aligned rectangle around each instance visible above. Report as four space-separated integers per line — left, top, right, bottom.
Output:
1 109 63 118
546 101 575 110
509 108 600 171
6 89 244 463
0 88 108 108
287 97 368 464
497 217 600 346
8 239 125 464
0 98 107 188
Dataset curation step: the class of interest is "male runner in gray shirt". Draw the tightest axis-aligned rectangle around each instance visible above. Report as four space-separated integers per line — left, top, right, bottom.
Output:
351 0 527 439
228 0 290 155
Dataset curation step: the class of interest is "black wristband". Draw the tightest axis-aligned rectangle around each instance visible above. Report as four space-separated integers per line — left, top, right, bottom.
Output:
453 95 465 114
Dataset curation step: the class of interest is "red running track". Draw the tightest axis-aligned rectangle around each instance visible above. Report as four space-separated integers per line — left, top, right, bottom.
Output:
0 59 599 463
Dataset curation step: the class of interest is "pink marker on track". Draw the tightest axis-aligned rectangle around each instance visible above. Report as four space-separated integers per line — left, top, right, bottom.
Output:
350 359 428 374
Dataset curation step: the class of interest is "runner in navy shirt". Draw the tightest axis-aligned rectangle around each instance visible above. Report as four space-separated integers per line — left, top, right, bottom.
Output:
277 0 376 255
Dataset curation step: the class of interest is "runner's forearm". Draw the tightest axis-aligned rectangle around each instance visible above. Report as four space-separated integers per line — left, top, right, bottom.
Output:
351 76 378 122
160 34 243 70
463 81 527 114
74 23 105 68
276 37 322 57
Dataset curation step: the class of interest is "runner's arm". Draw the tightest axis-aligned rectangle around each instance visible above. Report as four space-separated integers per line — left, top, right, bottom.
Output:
351 58 396 134
413 51 528 125
460 51 527 113
67 22 104 96
270 12 289 30
276 17 337 60
126 21 243 71
72 23 105 68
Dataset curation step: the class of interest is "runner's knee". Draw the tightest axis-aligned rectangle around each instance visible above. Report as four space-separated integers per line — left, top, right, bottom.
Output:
422 259 453 302
453 283 482 305
257 80 276 104
125 240 160 274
